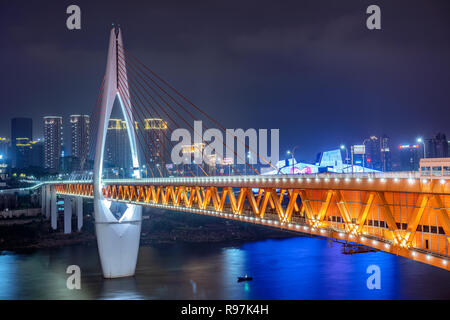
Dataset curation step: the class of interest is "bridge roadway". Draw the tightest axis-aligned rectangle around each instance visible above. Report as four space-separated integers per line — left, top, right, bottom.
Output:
49 173 449 270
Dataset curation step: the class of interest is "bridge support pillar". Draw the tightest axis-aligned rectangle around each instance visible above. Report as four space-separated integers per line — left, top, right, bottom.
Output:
76 197 83 231
43 185 51 219
50 187 57 230
92 27 143 278
64 197 72 234
45 185 51 219
94 200 142 278
41 186 46 216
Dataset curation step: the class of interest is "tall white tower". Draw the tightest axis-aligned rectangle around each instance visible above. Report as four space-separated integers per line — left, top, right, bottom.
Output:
93 27 142 278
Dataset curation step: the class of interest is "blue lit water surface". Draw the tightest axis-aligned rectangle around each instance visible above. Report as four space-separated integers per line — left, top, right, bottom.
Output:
0 236 449 299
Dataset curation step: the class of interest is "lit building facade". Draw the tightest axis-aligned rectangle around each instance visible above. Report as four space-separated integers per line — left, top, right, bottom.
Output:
30 139 44 168
380 134 392 171
364 136 382 170
44 116 63 173
425 133 448 158
360 135 391 171
143 118 167 172
70 115 90 169
105 119 131 174
11 117 33 169
399 144 420 171
0 137 9 178
15 138 32 168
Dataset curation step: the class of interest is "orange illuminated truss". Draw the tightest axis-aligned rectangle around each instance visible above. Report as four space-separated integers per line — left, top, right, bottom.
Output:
53 174 450 270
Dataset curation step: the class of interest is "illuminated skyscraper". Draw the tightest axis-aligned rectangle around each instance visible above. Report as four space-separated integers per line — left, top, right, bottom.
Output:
0 137 8 179
143 118 168 172
105 119 131 174
364 136 381 170
70 115 90 169
11 117 33 168
15 138 32 168
0 137 9 160
425 133 448 158
399 144 420 171
11 118 32 144
380 134 391 171
44 116 63 173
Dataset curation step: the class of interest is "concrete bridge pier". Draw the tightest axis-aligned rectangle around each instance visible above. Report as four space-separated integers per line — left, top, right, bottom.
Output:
94 200 142 278
41 185 51 219
76 197 83 231
64 197 72 234
45 185 51 219
50 186 57 230
40 186 46 216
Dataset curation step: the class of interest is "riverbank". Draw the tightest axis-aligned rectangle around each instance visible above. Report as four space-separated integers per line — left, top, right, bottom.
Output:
0 207 294 251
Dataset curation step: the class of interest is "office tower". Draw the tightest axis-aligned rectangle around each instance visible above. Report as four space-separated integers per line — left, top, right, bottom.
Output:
426 133 448 158
364 136 382 170
11 118 33 168
70 115 90 169
0 137 9 161
30 139 44 168
44 116 63 173
105 119 131 173
380 134 391 171
0 138 8 179
143 118 168 172
15 138 32 168
11 118 32 144
399 144 420 171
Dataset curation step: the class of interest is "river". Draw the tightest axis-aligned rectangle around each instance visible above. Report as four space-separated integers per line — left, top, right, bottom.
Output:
0 234 449 299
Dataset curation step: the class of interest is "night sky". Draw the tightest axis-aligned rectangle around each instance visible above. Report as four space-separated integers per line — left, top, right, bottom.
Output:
1 0 449 161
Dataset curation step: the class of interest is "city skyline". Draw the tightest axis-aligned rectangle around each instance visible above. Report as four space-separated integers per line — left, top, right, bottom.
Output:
1 113 449 163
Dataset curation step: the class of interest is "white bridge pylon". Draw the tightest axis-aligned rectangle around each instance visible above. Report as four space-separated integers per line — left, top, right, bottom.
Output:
93 27 142 278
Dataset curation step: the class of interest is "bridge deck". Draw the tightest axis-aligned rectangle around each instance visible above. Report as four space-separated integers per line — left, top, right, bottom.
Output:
49 174 449 270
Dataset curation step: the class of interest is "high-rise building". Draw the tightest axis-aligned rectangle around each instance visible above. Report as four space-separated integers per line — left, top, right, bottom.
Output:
11 118 32 144
11 118 33 168
425 133 448 158
70 115 90 169
380 134 391 171
399 144 420 171
30 139 44 168
44 116 63 173
0 138 8 179
364 136 382 170
15 138 32 168
0 137 9 160
362 134 391 171
143 118 168 173
105 119 131 173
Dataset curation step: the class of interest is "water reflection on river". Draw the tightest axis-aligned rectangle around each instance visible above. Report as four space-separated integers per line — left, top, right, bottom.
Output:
0 236 449 299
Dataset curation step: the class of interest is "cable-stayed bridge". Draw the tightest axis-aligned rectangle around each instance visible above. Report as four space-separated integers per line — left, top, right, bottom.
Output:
15 27 449 277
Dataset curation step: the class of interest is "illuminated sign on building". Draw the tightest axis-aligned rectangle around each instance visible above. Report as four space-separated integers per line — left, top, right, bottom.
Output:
352 145 366 154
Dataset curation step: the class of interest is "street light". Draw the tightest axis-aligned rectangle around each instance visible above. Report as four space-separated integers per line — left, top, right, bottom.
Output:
417 137 426 158
340 145 349 172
